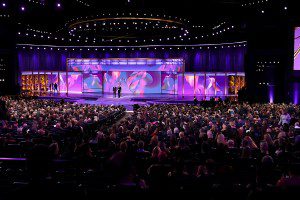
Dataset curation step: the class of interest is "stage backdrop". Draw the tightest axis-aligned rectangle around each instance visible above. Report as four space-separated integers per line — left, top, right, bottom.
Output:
18 46 246 72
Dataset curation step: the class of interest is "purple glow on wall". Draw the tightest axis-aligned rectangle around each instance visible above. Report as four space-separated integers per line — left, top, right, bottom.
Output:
294 83 299 105
294 27 300 70
269 85 274 103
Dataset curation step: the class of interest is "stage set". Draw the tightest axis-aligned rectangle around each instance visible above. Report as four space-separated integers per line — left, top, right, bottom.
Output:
21 57 245 105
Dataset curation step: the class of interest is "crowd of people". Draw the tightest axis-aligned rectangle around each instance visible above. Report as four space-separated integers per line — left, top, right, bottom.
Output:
0 96 299 198
0 96 125 159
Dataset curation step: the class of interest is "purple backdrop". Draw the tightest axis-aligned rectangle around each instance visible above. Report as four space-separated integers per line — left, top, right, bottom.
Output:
18 47 246 72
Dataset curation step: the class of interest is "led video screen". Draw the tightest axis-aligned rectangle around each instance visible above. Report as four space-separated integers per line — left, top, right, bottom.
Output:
195 74 205 95
68 72 83 93
294 27 300 70
83 73 103 93
177 74 184 95
68 58 184 72
103 71 161 94
184 73 195 95
161 72 178 94
205 74 225 96
59 73 67 92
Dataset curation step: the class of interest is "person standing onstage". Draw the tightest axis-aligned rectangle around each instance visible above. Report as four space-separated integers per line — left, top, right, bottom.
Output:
193 96 198 106
53 83 58 93
117 86 121 98
49 83 53 93
113 86 116 98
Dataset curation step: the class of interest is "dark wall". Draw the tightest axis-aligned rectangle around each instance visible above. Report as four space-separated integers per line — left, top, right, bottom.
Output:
0 15 18 95
245 14 291 103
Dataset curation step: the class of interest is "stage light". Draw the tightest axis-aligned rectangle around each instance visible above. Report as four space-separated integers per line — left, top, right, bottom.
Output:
21 6 25 11
57 3 61 8
2 3 6 7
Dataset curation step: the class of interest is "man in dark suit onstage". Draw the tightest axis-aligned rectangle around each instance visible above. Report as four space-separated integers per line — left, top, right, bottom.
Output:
117 86 121 98
113 86 116 98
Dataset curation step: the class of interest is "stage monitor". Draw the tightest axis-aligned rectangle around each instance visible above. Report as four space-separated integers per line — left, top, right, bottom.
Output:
294 27 300 70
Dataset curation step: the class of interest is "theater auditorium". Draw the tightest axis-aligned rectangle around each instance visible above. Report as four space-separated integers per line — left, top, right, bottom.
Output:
0 0 299 199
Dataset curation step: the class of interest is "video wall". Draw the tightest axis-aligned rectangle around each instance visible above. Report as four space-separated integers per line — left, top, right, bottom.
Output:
103 71 161 94
83 73 103 93
294 27 300 70
67 58 184 72
21 71 245 96
21 58 245 96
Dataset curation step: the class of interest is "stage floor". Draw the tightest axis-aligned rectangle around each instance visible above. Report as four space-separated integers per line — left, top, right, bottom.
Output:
37 93 236 110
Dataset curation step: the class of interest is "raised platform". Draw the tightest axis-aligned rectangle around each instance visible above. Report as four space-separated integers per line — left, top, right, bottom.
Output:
35 93 237 110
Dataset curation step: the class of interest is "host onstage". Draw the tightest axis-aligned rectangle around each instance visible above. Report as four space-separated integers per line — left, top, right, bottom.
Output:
112 86 122 98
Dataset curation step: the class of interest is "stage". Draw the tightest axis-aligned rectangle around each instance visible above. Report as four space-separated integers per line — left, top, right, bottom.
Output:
36 93 237 110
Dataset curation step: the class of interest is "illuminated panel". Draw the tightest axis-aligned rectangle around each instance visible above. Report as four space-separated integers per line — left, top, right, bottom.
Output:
294 27 300 70
227 73 237 95
103 71 161 94
205 73 216 96
59 73 67 93
215 73 226 96
235 74 246 91
83 73 103 93
68 58 184 72
161 72 178 94
177 74 184 95
68 72 83 94
183 73 195 95
195 73 205 95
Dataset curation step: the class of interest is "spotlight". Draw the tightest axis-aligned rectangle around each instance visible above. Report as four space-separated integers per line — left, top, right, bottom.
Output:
57 3 61 8
21 6 25 11
2 3 6 7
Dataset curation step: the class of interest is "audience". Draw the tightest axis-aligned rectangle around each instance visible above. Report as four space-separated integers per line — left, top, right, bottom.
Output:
0 96 299 197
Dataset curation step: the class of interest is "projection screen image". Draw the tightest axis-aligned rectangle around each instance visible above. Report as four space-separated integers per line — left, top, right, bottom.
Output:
294 27 300 70
103 71 161 94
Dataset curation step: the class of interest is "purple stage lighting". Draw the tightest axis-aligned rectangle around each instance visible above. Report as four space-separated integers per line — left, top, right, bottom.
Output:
57 3 61 7
2 3 6 7
21 6 25 11
269 85 274 104
294 83 299 105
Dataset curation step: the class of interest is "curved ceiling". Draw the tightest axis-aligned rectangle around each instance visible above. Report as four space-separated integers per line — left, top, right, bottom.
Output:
2 0 293 46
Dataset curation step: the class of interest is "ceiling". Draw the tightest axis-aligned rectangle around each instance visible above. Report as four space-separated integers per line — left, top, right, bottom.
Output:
1 0 295 46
